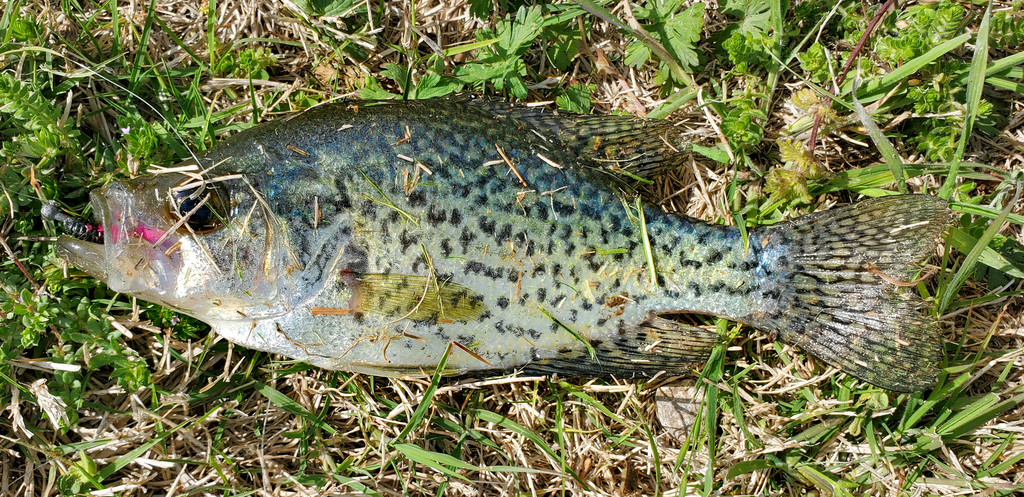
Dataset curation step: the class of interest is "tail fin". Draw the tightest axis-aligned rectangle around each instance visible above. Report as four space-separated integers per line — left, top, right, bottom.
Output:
760 195 952 392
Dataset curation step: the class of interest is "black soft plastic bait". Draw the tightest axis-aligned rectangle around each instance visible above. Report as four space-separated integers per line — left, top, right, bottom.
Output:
42 202 104 244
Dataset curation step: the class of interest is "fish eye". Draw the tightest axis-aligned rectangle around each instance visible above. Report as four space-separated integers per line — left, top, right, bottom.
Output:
170 181 229 233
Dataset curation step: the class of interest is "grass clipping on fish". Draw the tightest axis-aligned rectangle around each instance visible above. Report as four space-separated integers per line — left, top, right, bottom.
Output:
4 0 1023 496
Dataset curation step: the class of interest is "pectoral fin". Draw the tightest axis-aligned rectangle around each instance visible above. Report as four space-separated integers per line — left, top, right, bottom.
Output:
352 273 487 323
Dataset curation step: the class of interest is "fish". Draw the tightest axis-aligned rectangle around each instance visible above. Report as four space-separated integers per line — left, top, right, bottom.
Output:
48 97 952 392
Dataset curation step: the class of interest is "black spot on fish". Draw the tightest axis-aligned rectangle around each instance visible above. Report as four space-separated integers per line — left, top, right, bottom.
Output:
519 293 530 305
497 296 509 309
531 264 546 277
459 227 476 252
474 194 488 207
709 282 725 293
697 230 711 245
600 227 610 244
528 329 541 340
581 301 592 311
449 209 463 226
334 182 352 209
427 205 447 226
485 266 504 280
412 254 427 273
554 201 574 217
579 202 598 219
552 263 562 277
408 190 427 207
689 282 702 298
360 201 378 218
536 288 547 302
400 229 416 253
508 269 519 282
479 218 496 236
550 293 566 306
680 258 703 270
465 261 485 275
346 246 369 273
441 238 453 258
526 242 536 257
496 223 512 242
707 250 724 264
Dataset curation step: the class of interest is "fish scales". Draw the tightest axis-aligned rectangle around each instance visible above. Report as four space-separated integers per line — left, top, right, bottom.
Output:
208 101 748 372
51 98 952 391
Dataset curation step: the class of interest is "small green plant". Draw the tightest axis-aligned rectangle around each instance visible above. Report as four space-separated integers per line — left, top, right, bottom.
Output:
719 0 777 75
454 5 545 99
623 0 705 87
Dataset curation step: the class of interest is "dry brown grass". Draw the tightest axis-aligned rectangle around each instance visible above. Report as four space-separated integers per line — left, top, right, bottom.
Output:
2 0 1023 496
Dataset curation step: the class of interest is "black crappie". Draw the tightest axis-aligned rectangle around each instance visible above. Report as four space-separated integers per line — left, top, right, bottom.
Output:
51 98 951 392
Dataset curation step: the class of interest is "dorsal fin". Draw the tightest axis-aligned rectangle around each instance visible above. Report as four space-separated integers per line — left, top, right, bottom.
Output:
520 316 719 378
452 95 688 180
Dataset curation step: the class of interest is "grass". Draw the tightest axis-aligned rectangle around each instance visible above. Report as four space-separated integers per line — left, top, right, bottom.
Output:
1 0 1023 495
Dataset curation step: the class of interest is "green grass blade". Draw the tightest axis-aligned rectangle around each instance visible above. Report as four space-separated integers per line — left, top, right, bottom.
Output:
939 1 992 199
938 393 1024 440
938 189 1020 313
984 49 1024 75
469 408 587 488
557 382 627 425
851 81 906 193
392 442 475 481
946 228 1024 278
952 202 1024 226
255 382 338 435
394 343 451 442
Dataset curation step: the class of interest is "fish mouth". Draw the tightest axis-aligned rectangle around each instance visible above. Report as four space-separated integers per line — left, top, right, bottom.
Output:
55 190 112 283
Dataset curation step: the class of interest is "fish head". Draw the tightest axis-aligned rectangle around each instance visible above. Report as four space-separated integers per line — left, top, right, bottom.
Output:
55 168 288 322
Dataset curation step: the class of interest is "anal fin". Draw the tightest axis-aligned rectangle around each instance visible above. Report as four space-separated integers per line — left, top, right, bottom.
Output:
521 316 719 379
